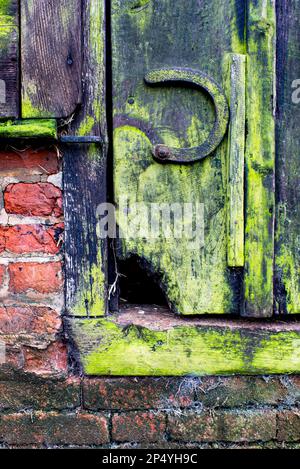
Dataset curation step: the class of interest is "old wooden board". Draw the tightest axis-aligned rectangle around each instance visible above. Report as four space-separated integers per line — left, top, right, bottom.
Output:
243 0 276 317
0 0 18 118
68 306 300 375
21 0 82 118
225 53 246 268
275 0 300 314
64 0 108 317
112 0 246 315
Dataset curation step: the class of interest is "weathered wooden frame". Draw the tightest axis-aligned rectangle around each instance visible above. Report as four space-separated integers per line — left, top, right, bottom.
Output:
1 0 300 376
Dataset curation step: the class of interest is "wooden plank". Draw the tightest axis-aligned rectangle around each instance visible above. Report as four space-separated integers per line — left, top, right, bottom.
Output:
243 0 276 317
0 119 57 139
225 54 246 267
112 0 247 315
21 0 82 118
275 0 300 314
64 0 108 317
68 306 300 375
0 0 19 118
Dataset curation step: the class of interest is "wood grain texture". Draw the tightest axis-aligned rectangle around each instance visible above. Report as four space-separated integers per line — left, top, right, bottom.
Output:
225 54 246 267
243 0 276 317
21 0 82 118
64 0 108 317
0 0 18 118
275 0 300 314
112 0 246 315
68 306 300 375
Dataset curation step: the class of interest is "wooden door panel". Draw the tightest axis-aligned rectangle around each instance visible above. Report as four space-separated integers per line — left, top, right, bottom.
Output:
112 0 247 315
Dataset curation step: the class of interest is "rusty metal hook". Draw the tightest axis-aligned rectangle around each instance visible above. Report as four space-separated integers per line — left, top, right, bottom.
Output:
144 68 229 164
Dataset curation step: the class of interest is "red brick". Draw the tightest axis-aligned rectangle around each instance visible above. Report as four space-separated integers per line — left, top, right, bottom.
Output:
0 412 109 446
0 149 59 177
23 342 68 377
112 411 166 443
8 261 63 294
0 377 80 411
4 183 63 217
277 410 300 442
0 306 61 336
0 224 64 254
0 265 5 286
168 410 276 442
83 378 194 411
0 231 5 253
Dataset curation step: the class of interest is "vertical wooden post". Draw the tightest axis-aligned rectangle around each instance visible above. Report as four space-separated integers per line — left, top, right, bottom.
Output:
64 0 108 317
243 0 276 317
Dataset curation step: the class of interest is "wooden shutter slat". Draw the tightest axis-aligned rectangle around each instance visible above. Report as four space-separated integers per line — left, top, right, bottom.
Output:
275 0 300 314
21 0 82 119
0 0 19 118
243 0 276 317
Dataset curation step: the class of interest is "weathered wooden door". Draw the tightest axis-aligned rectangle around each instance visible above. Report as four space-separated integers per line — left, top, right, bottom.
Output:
0 0 299 321
112 0 275 317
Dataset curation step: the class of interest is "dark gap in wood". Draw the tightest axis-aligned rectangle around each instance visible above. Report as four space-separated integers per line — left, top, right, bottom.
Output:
118 256 169 308
106 0 119 312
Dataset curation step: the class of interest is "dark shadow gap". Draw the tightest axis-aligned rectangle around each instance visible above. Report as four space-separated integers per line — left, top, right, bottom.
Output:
118 256 168 307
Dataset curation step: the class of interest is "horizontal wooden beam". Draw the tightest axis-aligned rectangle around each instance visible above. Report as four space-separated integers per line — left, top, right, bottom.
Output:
67 306 300 376
0 119 57 139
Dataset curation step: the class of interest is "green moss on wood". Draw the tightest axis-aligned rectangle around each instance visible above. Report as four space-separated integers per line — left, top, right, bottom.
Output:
69 316 300 375
71 251 106 317
0 119 57 139
0 0 14 24
243 0 276 317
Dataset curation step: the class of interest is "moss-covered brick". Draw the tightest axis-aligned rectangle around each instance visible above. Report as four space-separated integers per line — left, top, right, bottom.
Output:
277 411 300 442
112 411 166 443
168 409 277 442
0 412 109 446
0 377 80 411
83 377 194 411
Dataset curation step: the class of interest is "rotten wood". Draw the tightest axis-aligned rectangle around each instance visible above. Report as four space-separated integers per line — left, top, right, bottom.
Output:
21 0 82 118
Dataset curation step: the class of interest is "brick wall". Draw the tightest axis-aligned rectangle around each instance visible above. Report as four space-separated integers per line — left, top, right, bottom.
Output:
0 147 300 449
